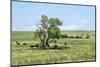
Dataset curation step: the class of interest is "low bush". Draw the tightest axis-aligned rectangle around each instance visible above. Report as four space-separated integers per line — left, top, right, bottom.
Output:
76 35 82 38
64 42 67 45
68 36 75 38
23 43 27 45
54 40 57 43
30 45 34 47
59 35 68 38
34 44 39 47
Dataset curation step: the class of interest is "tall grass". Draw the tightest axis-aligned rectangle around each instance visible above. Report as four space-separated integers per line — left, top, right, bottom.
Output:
12 31 96 65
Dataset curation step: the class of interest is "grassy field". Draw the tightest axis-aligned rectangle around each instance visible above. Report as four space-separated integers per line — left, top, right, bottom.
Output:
12 31 96 66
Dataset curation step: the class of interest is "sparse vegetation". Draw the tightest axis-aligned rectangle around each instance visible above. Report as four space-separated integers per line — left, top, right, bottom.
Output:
64 42 67 45
29 45 34 48
12 15 95 66
12 31 96 65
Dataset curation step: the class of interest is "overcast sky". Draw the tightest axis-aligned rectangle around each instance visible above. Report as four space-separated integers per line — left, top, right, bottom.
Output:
12 1 95 31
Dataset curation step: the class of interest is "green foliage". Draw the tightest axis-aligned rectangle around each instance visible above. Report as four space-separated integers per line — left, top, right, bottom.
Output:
76 35 82 38
35 15 63 49
48 18 62 26
23 43 27 45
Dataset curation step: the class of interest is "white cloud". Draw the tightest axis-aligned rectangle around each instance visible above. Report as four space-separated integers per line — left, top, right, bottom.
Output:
13 26 38 31
59 25 85 30
22 26 38 31
79 19 89 26
58 19 90 31
13 25 86 31
80 19 89 23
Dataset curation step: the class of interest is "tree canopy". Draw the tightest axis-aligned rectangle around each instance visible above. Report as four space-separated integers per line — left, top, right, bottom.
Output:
35 15 62 49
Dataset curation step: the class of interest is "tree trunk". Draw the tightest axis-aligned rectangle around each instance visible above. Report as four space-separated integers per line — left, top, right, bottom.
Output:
39 37 46 49
46 38 49 47
45 32 50 48
42 35 46 49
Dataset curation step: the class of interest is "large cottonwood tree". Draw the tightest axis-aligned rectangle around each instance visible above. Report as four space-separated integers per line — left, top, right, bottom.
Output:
35 15 62 49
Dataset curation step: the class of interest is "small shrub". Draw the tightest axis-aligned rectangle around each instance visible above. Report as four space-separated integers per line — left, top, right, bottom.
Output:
81 33 84 36
76 35 82 38
57 36 60 40
49 40 53 43
54 40 57 43
80 36 82 38
59 34 68 38
23 43 27 45
64 42 67 45
30 45 34 48
65 35 68 38
34 44 39 47
68 36 74 38
76 35 79 38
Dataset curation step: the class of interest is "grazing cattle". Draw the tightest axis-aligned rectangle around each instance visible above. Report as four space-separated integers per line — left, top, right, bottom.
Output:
30 44 39 48
16 42 20 45
53 45 58 49
52 45 64 49
86 34 90 39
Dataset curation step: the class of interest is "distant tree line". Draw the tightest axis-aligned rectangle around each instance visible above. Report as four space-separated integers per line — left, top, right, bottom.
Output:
50 34 90 39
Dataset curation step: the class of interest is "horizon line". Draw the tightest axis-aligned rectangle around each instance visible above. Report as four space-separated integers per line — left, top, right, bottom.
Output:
12 30 95 32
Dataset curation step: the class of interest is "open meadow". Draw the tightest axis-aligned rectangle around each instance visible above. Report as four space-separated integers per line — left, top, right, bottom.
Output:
12 31 96 66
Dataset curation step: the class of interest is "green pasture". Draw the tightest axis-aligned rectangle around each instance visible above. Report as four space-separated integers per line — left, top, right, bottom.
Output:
12 31 96 65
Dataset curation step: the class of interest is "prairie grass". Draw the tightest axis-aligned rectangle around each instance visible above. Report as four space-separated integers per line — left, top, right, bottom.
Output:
12 31 96 65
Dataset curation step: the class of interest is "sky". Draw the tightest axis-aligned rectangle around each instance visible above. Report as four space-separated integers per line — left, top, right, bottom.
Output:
12 1 96 31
